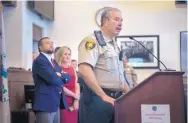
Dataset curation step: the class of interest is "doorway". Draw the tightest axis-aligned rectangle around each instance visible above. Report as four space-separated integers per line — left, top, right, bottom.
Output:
32 24 42 61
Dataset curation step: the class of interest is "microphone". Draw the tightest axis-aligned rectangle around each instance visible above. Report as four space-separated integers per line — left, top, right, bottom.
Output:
128 37 175 71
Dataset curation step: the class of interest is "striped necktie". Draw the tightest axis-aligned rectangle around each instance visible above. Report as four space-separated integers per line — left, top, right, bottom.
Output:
51 58 55 68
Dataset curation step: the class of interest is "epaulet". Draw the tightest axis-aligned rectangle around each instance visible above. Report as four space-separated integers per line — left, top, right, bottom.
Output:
94 30 106 47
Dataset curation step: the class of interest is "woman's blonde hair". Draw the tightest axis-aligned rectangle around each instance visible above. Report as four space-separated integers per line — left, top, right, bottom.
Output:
55 46 71 66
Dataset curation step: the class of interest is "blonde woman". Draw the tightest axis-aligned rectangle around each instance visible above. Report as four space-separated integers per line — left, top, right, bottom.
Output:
55 46 80 123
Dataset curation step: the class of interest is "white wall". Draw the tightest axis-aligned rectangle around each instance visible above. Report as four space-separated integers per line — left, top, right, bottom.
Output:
50 1 187 82
4 1 23 68
1 1 53 122
21 1 53 69
4 1 52 70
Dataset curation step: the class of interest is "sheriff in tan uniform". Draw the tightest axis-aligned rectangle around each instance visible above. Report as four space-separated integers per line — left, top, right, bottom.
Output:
78 7 129 123
78 34 125 91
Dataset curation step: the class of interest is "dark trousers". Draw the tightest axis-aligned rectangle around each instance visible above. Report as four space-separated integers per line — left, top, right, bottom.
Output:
79 88 115 123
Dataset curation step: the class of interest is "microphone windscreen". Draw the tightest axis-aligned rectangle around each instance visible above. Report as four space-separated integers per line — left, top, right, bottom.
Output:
129 37 133 40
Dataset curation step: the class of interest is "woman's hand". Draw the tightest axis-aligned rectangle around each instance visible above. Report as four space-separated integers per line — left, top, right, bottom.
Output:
73 100 79 110
73 93 80 100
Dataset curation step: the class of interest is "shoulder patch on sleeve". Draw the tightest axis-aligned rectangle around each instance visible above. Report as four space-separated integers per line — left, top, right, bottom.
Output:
85 39 96 50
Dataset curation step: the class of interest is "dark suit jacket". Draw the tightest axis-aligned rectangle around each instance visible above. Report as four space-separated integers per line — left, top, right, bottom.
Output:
32 53 70 112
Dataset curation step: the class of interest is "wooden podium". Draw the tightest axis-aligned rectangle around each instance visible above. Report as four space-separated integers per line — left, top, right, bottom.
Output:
115 71 185 123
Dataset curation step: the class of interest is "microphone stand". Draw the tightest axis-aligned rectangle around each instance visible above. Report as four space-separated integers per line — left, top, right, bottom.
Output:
129 37 176 71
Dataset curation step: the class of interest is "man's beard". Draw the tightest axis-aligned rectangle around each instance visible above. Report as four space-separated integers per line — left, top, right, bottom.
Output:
45 50 54 54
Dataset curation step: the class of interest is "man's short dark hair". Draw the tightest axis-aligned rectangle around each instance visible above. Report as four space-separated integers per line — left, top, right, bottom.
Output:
38 37 50 52
71 59 77 63
54 47 61 53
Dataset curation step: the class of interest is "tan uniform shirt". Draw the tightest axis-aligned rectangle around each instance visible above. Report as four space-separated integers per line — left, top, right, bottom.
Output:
78 33 125 91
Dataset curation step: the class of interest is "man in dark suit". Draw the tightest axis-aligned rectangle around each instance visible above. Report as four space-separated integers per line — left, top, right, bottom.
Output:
32 37 70 123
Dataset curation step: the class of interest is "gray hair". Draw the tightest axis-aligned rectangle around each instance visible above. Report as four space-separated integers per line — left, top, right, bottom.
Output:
100 7 121 27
